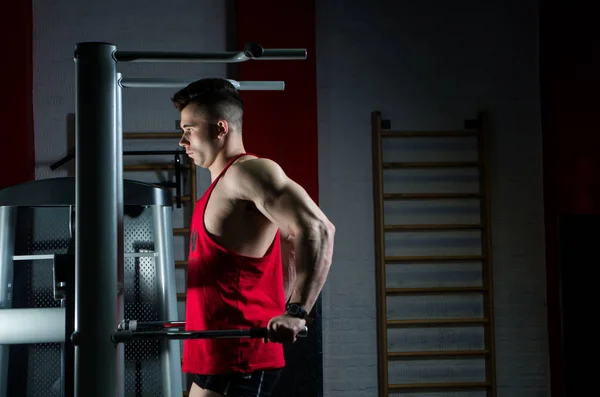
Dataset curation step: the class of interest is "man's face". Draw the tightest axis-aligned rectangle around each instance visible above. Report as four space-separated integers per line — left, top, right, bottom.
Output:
178 104 220 168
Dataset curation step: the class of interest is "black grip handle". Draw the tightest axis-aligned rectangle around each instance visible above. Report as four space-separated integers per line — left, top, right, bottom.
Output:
111 330 132 344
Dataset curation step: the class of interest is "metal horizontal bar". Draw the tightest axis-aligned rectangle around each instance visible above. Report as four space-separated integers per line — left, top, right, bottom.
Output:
389 381 489 390
260 49 307 60
12 254 55 261
230 80 285 90
388 350 489 359
124 252 157 258
122 320 186 330
111 326 308 343
0 308 65 344
13 252 156 261
114 48 306 63
175 260 187 269
120 78 285 91
173 228 190 235
115 50 249 63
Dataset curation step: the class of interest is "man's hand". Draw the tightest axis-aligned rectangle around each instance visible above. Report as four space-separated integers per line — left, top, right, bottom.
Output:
265 313 306 344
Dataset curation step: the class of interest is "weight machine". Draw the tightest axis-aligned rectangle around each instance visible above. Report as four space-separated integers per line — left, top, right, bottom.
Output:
0 41 307 397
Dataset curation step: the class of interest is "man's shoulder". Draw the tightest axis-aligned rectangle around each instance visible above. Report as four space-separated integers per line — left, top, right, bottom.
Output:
233 155 280 169
223 157 288 200
229 156 286 182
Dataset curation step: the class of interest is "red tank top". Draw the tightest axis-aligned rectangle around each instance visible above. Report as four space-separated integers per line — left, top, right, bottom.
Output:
182 153 286 375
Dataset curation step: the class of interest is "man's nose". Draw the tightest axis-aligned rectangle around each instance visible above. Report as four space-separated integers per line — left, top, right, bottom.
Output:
179 137 188 147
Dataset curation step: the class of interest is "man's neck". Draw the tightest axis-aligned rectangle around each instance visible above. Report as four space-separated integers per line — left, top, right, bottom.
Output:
208 140 247 181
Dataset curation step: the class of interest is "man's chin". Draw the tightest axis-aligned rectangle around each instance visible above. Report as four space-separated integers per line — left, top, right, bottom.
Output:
188 156 200 167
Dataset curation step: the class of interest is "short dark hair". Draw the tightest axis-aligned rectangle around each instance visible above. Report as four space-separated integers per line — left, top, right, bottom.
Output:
171 78 244 129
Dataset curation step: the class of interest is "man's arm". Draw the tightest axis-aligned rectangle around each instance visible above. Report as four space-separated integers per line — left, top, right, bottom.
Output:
227 158 335 313
280 232 297 302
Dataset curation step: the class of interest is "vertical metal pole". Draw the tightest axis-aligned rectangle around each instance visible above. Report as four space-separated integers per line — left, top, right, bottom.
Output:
152 206 183 397
60 298 65 397
0 207 16 311
58 253 75 397
0 206 17 397
115 72 125 397
73 42 119 397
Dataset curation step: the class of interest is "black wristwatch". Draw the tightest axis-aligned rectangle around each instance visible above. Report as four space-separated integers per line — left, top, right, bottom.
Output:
286 303 308 319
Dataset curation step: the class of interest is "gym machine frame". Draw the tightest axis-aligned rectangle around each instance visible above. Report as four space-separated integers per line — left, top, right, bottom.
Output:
72 41 307 397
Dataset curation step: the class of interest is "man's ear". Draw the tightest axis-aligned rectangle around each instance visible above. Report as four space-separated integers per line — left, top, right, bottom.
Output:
216 120 229 138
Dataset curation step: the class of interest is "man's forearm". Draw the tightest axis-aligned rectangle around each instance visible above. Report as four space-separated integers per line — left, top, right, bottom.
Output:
287 221 335 313
281 238 297 302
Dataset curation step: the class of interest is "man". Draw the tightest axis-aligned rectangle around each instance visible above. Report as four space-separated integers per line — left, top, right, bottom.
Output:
171 78 335 397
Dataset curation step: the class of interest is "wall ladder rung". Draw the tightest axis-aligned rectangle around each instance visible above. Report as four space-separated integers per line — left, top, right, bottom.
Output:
381 131 479 138
383 161 480 169
388 350 489 359
384 193 481 200
385 224 483 231
173 228 190 235
386 287 486 295
387 318 488 327
172 195 192 204
385 255 486 263
389 381 490 391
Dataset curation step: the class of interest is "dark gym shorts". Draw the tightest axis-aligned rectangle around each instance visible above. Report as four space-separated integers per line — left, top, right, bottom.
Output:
193 369 283 397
